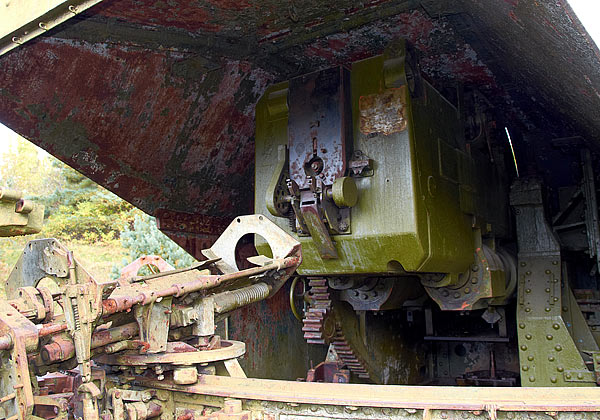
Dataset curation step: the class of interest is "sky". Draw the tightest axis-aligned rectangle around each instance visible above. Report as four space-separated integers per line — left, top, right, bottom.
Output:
0 0 599 154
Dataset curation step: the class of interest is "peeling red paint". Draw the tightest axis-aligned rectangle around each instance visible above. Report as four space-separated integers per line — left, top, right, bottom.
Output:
205 0 253 11
0 37 273 219
95 0 224 33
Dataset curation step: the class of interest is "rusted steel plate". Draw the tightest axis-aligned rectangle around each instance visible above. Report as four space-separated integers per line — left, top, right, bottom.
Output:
0 37 272 221
288 67 350 190
155 210 231 236
359 87 407 136
0 0 598 263
137 375 600 412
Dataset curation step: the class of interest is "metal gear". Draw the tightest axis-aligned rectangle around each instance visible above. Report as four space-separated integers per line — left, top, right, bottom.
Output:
302 278 370 380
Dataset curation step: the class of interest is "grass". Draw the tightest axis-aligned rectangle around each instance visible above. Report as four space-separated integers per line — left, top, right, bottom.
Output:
0 235 129 282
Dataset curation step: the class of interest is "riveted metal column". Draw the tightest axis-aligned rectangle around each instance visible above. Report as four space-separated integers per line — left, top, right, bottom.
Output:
511 177 596 386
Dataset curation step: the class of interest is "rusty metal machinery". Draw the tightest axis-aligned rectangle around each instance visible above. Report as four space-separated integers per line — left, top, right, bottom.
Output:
1 208 599 420
0 214 303 420
0 188 44 237
254 40 600 387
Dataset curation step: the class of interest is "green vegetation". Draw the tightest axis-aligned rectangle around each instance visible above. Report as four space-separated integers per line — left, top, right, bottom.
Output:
0 133 195 281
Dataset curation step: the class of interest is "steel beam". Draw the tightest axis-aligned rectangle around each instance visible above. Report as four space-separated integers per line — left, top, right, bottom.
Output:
0 0 103 56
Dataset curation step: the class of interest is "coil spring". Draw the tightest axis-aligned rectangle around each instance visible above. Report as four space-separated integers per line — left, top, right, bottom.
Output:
72 302 81 330
287 209 296 232
230 283 270 307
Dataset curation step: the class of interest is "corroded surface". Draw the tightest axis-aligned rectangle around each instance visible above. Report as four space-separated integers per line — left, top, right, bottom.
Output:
0 0 598 257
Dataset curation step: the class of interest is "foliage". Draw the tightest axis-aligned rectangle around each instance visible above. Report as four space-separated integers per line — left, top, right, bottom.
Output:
111 213 196 279
39 161 136 242
0 131 195 281
0 134 61 198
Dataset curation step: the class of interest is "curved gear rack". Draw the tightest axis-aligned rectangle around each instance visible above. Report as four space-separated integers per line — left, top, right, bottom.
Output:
302 278 370 380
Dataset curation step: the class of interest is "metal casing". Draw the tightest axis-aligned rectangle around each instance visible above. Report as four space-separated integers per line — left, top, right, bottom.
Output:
255 44 508 277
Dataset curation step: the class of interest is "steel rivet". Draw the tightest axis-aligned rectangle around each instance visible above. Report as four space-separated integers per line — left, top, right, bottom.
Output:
546 335 553 340
520 262 526 267
529 376 535 382
555 345 562 351
566 373 572 379
519 323 526 329
525 308 531 312
548 356 555 362
522 365 529 371
552 260 558 265
464 287 471 294
545 269 551 274
545 307 551 312
520 345 528 351
578 373 584 379
525 334 532 340
550 377 557 383
527 356 534 361
525 288 532 293
526 271 532 275
552 323 560 330
557 366 564 372
545 288 550 293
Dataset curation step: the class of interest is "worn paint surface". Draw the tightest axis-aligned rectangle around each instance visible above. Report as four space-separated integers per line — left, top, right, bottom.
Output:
0 0 599 380
0 36 273 221
0 0 598 236
359 87 407 135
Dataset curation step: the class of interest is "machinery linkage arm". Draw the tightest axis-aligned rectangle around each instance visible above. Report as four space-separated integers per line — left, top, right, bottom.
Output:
0 215 301 420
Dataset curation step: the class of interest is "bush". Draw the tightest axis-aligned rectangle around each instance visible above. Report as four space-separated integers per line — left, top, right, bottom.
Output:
111 213 196 279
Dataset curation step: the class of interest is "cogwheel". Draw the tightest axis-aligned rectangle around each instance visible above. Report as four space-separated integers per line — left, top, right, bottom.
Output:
302 278 371 380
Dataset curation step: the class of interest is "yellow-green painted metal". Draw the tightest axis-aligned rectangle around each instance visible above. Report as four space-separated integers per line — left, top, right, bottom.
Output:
255 41 508 278
0 188 44 236
0 0 103 56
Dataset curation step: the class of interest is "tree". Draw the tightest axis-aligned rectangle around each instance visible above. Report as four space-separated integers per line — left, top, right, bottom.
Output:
111 213 196 278
0 136 60 198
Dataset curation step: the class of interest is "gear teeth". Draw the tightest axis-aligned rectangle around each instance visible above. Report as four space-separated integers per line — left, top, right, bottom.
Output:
302 277 371 381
